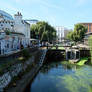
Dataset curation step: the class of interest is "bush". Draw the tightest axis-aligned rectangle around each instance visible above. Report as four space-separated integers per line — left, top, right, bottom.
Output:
22 49 30 59
5 30 11 35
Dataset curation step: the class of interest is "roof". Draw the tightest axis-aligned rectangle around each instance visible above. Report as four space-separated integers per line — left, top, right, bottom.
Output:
11 32 25 36
0 10 13 20
24 20 30 25
85 32 92 35
25 19 38 22
25 19 39 25
80 23 92 24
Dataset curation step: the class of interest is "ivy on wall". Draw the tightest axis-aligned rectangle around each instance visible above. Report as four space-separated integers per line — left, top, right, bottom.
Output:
88 36 92 63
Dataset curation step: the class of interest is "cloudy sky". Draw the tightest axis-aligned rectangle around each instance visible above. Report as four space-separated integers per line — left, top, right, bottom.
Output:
0 0 92 29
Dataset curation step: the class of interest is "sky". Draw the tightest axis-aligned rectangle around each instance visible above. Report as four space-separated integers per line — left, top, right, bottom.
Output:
0 0 92 29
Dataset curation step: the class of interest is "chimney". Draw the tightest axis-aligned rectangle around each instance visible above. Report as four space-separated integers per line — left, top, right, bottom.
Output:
14 12 22 23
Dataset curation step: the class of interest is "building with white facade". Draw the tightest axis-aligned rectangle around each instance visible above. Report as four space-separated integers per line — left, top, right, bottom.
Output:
25 19 39 25
14 12 30 47
55 26 70 42
0 10 14 31
14 12 30 39
0 10 31 55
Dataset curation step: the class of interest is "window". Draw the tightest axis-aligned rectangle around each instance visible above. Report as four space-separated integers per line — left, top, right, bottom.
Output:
11 25 14 27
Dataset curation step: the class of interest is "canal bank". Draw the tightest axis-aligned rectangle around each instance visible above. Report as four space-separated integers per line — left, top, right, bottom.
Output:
5 49 47 92
24 57 92 92
23 47 92 92
2 47 91 92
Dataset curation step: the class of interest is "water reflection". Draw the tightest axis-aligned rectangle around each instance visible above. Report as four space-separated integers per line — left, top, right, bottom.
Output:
25 61 92 92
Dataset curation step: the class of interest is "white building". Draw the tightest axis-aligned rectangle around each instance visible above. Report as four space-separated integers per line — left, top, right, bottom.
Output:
25 19 39 25
14 12 30 39
55 26 70 42
0 10 31 55
0 10 14 31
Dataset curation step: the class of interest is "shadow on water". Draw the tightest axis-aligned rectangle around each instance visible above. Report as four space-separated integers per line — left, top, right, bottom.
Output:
24 61 92 92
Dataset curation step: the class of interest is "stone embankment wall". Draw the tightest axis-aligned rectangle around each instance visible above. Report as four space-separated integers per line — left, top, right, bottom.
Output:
80 50 90 57
45 50 65 62
0 56 34 91
0 49 47 92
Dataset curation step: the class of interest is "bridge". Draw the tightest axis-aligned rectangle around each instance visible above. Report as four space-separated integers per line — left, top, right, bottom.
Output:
43 45 71 50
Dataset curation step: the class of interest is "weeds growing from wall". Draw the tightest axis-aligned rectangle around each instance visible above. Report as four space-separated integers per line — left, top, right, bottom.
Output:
88 36 92 63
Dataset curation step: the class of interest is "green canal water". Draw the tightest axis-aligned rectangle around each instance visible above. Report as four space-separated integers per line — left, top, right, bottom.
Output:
26 61 92 92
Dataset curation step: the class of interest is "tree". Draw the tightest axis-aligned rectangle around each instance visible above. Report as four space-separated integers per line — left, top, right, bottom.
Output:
66 24 87 42
41 31 48 42
30 24 38 39
30 21 56 43
73 23 87 42
66 31 73 41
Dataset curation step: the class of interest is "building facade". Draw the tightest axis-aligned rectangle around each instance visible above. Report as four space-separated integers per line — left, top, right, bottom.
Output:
80 23 92 33
0 10 14 31
14 12 30 47
55 26 70 42
14 12 30 39
79 23 92 45
0 10 31 55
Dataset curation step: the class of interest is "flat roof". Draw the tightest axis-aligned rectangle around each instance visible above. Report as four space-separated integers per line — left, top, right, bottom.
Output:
80 23 92 24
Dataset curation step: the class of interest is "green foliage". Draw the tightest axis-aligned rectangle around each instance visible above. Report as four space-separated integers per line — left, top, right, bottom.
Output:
5 29 11 35
88 36 92 63
18 57 25 61
67 24 87 42
41 31 48 41
77 57 88 66
61 65 92 92
30 21 56 42
73 23 87 41
51 46 64 50
66 31 73 41
22 49 30 59
31 24 38 39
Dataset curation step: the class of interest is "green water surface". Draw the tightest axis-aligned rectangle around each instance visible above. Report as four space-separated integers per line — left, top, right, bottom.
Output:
26 61 92 92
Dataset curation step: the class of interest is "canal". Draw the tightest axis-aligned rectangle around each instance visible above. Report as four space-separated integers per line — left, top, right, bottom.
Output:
25 61 92 92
